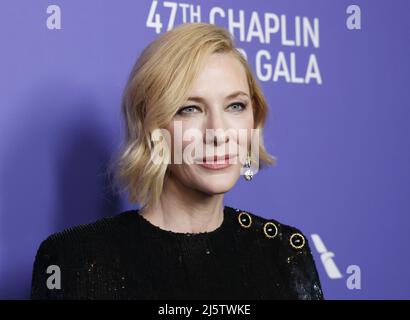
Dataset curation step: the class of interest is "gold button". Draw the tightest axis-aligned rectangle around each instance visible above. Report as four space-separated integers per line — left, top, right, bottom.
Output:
289 232 305 249
238 211 252 228
263 221 278 239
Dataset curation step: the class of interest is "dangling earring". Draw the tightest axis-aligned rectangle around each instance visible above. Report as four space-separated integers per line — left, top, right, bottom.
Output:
243 152 253 181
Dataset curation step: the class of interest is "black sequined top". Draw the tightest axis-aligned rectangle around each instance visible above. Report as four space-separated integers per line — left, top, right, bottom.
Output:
31 205 324 300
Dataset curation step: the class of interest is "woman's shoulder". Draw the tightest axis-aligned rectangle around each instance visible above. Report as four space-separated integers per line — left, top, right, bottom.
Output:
33 210 138 264
226 205 324 299
31 210 137 299
226 205 309 251
41 210 136 245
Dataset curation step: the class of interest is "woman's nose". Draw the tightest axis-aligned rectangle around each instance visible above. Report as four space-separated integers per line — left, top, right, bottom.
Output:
204 111 230 146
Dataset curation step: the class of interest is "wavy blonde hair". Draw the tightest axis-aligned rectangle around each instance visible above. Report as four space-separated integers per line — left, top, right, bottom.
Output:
109 22 277 209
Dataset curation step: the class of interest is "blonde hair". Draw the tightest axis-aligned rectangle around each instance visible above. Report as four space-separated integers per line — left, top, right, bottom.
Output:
109 22 277 209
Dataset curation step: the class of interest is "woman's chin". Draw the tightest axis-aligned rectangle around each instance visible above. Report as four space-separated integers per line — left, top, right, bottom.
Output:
194 176 239 195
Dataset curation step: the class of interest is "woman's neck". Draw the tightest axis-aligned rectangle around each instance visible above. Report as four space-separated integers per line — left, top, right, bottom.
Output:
139 173 225 234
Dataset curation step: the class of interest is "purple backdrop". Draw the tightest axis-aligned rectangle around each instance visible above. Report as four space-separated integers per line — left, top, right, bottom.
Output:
0 0 409 299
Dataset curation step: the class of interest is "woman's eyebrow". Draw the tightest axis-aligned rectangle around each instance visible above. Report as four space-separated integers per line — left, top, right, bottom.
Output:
187 91 249 102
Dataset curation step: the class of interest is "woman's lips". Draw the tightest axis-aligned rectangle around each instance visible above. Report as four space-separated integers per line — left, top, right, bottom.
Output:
195 155 237 170
197 162 232 170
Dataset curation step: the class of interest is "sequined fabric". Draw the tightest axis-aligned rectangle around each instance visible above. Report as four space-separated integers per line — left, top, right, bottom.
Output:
31 206 324 300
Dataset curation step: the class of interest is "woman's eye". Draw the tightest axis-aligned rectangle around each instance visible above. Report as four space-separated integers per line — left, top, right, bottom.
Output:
177 106 200 114
228 102 247 111
177 102 247 115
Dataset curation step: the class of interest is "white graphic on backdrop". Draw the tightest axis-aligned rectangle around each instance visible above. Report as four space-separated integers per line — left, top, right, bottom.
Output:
146 0 322 85
310 234 343 279
311 234 361 289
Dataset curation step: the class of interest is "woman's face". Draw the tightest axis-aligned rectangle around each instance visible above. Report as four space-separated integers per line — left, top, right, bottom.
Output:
165 52 255 195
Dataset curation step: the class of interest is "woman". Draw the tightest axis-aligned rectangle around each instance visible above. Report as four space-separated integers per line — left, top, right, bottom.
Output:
31 23 324 300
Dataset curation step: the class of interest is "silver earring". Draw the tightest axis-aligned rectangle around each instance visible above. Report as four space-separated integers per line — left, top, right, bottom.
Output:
243 153 253 181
